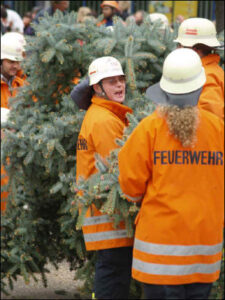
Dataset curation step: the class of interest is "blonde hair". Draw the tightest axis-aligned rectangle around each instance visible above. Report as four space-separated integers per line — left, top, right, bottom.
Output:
77 7 92 23
118 1 131 11
157 105 199 147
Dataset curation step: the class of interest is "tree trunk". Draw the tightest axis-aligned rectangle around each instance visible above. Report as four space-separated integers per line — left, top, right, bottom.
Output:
215 1 224 33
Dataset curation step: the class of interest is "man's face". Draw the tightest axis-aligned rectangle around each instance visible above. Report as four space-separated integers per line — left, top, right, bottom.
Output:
1 59 21 80
102 6 114 19
134 12 143 25
23 16 31 26
54 1 69 12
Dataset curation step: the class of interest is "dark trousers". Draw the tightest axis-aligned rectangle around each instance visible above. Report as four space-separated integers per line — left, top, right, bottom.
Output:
94 246 133 299
143 282 213 299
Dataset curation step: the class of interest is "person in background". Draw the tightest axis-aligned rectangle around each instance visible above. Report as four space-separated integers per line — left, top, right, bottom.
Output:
23 12 33 35
31 6 42 20
117 1 130 21
148 12 170 29
1 5 8 34
32 1 69 29
97 1 120 27
1 107 10 214
1 33 24 109
176 14 185 24
174 17 224 119
76 6 95 23
1 5 24 33
118 48 224 300
76 56 133 299
134 10 145 26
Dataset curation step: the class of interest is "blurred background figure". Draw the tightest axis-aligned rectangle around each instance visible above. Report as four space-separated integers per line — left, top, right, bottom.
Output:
148 12 169 29
97 1 119 27
1 5 8 34
77 6 94 23
31 6 42 20
23 11 33 35
134 10 145 26
117 1 131 21
1 4 24 33
33 1 69 24
176 14 185 24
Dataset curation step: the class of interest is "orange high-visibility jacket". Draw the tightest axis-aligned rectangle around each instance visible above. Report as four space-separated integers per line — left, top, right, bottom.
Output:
118 108 224 285
76 95 133 251
199 54 224 119
1 165 9 213
97 19 107 27
1 76 24 109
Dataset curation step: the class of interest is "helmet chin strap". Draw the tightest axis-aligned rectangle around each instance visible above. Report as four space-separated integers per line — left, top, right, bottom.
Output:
98 81 110 100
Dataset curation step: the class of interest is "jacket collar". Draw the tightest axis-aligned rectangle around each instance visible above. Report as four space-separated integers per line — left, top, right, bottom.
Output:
201 54 220 67
1 74 14 86
91 95 133 125
1 75 23 87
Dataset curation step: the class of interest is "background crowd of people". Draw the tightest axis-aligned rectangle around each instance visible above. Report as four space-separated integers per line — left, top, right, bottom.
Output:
1 0 187 37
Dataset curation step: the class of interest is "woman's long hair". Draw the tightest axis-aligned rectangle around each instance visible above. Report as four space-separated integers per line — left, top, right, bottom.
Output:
157 105 199 147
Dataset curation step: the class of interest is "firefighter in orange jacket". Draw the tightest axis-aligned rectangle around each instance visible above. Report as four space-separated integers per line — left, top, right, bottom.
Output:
97 1 119 27
118 48 224 299
174 18 224 119
1 32 24 109
1 108 10 213
76 56 133 299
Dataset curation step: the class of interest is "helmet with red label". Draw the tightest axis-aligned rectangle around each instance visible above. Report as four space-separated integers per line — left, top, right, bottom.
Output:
174 18 221 47
88 56 124 86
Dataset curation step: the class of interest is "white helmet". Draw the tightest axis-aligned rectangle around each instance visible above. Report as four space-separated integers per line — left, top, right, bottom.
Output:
174 18 221 47
1 33 24 61
146 48 206 106
149 13 169 28
88 56 124 86
2 32 26 51
160 48 206 94
1 108 10 124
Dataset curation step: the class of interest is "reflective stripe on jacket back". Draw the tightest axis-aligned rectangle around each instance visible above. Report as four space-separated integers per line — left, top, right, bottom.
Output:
118 109 224 284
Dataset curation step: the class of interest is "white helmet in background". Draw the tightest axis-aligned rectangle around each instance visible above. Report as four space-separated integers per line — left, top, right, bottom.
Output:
88 56 124 86
160 48 206 94
1 108 10 124
1 33 24 61
149 13 169 28
174 18 221 47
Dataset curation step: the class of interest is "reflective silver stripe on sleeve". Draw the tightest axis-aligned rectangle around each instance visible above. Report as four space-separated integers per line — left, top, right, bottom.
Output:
83 215 112 226
134 238 223 256
123 193 142 202
84 229 129 242
133 258 222 276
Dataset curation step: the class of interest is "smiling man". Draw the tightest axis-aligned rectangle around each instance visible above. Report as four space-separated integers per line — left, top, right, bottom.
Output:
1 33 24 109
